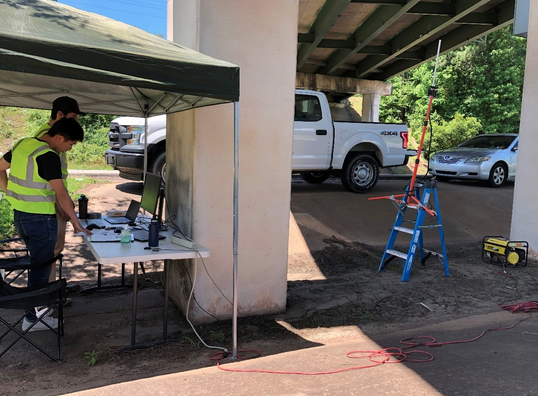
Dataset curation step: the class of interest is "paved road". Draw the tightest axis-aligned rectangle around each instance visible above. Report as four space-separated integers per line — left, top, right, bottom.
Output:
289 175 514 254
84 171 514 255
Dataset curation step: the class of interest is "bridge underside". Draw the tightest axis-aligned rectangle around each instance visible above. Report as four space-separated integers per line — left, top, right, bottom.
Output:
297 0 515 83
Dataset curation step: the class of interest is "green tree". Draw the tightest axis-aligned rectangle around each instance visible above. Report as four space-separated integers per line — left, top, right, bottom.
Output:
436 27 526 134
380 25 526 151
422 113 481 159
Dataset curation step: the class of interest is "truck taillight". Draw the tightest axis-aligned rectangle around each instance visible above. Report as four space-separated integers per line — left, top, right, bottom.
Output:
400 131 409 149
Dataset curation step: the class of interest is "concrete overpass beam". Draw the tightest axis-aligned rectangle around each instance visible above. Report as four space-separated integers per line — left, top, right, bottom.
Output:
296 72 392 96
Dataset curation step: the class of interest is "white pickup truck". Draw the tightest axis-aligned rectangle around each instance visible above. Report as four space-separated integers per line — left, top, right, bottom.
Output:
105 89 415 193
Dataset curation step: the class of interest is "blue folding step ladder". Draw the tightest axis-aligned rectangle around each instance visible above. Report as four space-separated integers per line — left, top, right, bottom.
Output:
378 178 450 282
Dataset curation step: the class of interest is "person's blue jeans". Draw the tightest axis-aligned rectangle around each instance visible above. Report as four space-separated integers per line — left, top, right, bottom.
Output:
13 210 58 320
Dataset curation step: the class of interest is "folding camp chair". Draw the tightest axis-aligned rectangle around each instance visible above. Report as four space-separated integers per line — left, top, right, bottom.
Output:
0 255 66 362
0 238 31 285
0 239 63 284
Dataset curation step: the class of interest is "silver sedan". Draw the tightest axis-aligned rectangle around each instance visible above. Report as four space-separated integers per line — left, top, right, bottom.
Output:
429 133 518 187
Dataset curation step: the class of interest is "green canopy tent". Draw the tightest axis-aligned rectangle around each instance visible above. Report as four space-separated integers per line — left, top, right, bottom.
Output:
0 0 239 114
0 0 241 358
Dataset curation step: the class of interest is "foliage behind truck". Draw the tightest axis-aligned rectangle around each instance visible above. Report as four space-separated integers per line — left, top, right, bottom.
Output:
106 89 415 192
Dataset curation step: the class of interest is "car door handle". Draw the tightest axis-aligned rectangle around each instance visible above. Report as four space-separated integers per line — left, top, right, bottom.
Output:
316 130 327 135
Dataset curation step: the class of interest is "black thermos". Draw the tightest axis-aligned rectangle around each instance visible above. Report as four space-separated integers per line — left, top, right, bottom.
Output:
78 194 88 219
148 217 159 247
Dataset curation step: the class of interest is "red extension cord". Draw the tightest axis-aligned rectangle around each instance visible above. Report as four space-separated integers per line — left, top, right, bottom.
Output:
211 306 536 375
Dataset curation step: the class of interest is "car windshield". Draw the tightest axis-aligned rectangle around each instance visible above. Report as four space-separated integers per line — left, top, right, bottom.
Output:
460 135 516 150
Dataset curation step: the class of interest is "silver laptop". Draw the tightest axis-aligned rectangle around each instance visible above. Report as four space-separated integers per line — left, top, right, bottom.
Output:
105 200 140 224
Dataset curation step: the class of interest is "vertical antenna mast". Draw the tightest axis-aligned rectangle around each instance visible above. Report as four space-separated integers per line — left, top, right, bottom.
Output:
408 39 442 193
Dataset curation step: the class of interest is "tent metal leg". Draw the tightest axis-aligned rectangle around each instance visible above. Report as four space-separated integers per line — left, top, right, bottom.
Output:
232 101 239 360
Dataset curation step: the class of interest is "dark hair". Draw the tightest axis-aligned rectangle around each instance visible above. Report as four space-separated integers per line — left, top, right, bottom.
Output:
50 108 66 120
47 118 84 142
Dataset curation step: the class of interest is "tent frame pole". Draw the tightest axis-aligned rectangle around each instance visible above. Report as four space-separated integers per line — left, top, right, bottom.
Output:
143 116 149 178
143 98 149 179
231 101 239 360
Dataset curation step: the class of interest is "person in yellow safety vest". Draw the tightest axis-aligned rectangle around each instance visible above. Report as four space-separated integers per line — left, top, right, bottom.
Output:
0 118 92 332
34 97 86 284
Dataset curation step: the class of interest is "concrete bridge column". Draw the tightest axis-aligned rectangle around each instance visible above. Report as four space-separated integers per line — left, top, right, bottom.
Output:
511 0 538 258
166 0 298 322
362 93 381 122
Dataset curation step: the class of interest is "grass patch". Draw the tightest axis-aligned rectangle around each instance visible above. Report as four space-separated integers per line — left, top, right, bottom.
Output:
67 145 113 170
66 125 113 170
68 176 106 200
0 199 16 240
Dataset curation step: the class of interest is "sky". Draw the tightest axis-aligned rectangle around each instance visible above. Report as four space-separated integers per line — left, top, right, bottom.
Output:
58 0 167 36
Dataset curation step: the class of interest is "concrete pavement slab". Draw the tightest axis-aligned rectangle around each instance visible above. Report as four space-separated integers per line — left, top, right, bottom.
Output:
64 310 535 396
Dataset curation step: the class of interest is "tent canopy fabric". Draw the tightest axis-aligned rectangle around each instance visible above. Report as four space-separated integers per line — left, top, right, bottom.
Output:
0 0 239 116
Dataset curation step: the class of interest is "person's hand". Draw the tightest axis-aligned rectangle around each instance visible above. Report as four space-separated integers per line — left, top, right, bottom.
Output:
73 222 92 236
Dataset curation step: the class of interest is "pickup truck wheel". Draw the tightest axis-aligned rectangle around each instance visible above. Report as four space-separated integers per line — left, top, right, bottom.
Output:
341 154 379 193
151 151 166 181
301 172 329 184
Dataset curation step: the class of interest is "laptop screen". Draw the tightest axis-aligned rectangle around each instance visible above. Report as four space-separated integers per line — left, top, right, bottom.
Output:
125 200 141 220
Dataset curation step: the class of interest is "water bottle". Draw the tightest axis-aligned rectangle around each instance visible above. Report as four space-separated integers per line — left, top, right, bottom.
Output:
148 217 159 247
78 194 88 219
120 225 132 244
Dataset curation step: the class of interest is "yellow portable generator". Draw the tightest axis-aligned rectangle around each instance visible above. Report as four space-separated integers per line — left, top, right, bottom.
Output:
482 236 528 266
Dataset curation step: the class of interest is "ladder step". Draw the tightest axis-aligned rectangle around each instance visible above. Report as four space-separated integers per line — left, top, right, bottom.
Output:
394 226 414 234
422 248 444 259
378 185 450 281
386 249 408 260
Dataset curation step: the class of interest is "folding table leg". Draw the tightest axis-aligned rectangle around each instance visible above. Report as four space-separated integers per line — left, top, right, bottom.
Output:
131 262 139 346
163 260 169 341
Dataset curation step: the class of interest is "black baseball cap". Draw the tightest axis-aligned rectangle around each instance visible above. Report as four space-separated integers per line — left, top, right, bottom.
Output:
52 96 86 116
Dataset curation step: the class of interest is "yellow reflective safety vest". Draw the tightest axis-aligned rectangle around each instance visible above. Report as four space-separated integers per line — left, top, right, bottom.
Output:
35 122 68 187
6 138 57 214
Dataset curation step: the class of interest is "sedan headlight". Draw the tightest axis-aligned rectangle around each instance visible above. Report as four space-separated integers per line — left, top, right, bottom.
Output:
465 156 491 163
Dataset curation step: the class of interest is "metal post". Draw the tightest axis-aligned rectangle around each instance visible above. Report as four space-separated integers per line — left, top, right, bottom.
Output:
231 101 239 359
143 99 149 178
408 40 442 193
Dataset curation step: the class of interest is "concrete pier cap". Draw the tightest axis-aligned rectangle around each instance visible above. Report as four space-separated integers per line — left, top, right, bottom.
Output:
296 72 392 122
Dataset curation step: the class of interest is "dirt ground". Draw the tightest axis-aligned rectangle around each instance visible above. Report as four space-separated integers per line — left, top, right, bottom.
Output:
1 175 534 396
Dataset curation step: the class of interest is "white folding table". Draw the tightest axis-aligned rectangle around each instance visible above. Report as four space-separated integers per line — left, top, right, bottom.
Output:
81 231 209 347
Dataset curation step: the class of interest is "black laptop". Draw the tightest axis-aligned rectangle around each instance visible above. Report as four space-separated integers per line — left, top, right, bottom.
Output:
105 200 140 224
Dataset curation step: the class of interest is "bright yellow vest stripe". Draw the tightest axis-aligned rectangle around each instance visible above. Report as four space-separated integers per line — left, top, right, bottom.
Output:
6 138 57 214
